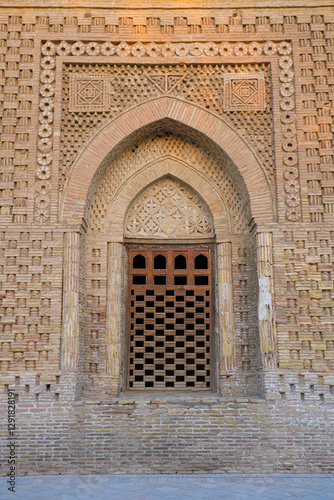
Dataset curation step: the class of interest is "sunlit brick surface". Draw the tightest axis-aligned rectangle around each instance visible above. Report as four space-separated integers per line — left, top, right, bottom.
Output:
0 0 334 476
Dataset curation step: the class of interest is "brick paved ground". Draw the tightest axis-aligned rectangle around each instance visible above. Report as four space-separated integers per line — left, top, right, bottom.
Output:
1 474 334 500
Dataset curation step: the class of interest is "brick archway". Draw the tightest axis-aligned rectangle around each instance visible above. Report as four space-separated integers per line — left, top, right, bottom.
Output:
60 97 274 226
105 158 231 241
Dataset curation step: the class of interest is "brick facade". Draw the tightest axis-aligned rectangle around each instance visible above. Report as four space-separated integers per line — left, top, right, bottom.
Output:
0 0 334 475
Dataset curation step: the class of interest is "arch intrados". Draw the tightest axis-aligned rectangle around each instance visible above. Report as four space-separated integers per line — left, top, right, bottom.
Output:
106 160 230 241
60 97 274 225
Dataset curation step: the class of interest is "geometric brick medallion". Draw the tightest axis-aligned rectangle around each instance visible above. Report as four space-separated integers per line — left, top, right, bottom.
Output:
223 73 265 111
69 74 110 112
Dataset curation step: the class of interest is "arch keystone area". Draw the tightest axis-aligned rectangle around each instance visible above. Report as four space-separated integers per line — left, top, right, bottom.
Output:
60 97 274 225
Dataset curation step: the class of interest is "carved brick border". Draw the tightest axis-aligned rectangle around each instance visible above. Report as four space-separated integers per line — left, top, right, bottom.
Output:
277 42 301 222
35 39 301 224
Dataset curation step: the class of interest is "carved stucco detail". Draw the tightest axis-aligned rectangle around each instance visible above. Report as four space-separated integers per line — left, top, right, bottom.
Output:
125 177 214 239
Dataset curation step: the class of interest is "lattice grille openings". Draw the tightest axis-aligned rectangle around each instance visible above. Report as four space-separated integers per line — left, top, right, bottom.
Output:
128 248 212 390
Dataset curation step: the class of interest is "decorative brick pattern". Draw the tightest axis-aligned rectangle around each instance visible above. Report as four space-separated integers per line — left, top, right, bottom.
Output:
60 62 274 197
89 133 251 235
297 16 334 223
1 4 334 477
277 42 302 222
0 17 33 225
69 74 110 112
275 228 334 371
144 72 188 94
125 177 214 239
0 229 63 373
223 73 266 111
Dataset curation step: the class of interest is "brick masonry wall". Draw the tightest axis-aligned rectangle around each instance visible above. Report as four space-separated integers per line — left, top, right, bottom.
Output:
0 380 334 475
0 2 334 475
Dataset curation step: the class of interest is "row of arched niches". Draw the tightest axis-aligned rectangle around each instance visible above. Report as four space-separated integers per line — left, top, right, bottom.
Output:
82 130 263 398
133 253 208 270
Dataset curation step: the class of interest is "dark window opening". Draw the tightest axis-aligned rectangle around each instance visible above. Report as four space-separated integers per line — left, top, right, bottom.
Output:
154 254 166 269
132 275 146 285
195 276 209 286
154 275 167 285
174 276 187 285
174 254 187 269
195 254 208 269
133 254 146 269
129 248 211 391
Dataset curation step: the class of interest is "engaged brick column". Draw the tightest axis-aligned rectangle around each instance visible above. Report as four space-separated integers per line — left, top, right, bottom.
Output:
61 232 80 371
106 242 125 392
256 232 277 370
217 242 235 374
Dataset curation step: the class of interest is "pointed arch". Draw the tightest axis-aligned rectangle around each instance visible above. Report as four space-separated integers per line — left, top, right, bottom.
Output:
105 159 230 241
60 97 274 226
124 175 215 240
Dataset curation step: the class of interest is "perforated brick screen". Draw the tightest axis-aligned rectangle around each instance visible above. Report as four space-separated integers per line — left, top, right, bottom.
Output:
128 248 212 390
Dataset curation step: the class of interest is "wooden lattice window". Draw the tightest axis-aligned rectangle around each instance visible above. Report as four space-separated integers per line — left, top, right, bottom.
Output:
128 248 212 390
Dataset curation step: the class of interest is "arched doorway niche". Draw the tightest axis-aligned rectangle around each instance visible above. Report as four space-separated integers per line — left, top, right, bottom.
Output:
60 124 277 400
60 98 275 227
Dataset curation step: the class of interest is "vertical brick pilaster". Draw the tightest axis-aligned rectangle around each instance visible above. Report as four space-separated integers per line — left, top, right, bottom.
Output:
217 242 235 375
256 232 277 370
106 242 125 393
61 231 80 371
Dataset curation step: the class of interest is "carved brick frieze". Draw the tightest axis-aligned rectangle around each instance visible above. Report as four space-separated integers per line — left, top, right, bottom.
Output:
88 133 251 234
59 62 273 196
125 177 214 239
